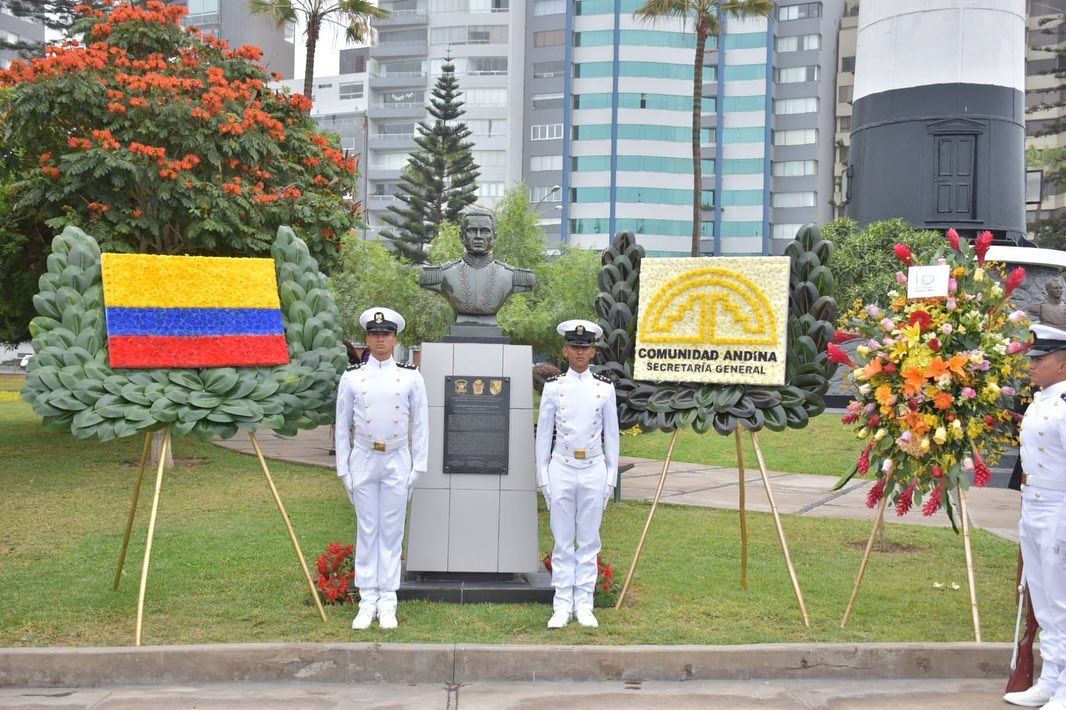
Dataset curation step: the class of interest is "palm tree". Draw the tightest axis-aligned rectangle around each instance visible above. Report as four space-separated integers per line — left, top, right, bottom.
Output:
248 0 391 99
634 0 773 256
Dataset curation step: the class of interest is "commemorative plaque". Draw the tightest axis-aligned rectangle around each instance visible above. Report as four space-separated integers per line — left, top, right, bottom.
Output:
443 375 510 475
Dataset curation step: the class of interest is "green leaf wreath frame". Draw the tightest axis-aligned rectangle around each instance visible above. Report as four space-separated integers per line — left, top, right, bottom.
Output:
595 225 838 434
21 225 347 441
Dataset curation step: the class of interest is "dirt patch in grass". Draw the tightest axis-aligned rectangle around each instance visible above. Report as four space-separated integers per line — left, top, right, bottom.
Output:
846 540 929 554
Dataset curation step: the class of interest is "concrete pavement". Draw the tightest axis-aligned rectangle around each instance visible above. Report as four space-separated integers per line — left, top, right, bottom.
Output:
0 641 1023 708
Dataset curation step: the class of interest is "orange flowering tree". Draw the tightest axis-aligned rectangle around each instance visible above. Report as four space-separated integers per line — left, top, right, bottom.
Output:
0 1 359 341
831 229 1030 528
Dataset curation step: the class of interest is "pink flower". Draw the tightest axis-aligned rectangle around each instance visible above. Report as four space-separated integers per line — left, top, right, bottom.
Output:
866 305 881 318
880 318 895 331
1009 310 1027 324
1007 342 1026 355
940 323 953 335
896 271 908 285
948 278 958 294
946 228 961 251
894 243 913 266
961 387 976 399
946 298 957 311
962 457 975 472
1002 386 1016 396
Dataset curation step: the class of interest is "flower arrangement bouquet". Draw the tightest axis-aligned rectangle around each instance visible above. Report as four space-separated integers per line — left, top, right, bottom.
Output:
830 229 1030 528
315 542 356 605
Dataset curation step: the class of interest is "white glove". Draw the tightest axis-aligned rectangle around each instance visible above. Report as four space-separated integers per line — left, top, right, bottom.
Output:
604 486 614 510
539 485 551 512
407 469 421 504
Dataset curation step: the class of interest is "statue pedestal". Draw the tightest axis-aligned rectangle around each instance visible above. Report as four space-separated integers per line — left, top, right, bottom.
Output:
403 341 548 601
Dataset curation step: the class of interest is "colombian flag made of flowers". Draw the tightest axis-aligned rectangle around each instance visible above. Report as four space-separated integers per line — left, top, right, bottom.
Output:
101 253 290 368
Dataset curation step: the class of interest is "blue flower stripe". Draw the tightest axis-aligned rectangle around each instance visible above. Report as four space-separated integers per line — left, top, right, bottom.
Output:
105 307 285 337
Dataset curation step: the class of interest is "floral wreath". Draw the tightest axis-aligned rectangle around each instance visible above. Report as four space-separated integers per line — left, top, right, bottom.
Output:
595 225 837 434
21 225 346 441
831 229 1030 528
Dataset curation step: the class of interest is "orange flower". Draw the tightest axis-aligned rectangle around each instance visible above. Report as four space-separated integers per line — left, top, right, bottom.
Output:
947 354 969 377
875 384 894 407
901 366 926 398
859 358 883 381
926 356 950 380
933 391 954 410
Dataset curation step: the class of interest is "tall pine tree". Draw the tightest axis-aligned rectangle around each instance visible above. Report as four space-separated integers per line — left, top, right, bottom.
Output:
380 56 478 263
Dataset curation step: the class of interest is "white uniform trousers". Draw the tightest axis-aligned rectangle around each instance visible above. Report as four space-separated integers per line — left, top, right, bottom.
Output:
1020 486 1066 696
347 445 411 615
548 456 608 613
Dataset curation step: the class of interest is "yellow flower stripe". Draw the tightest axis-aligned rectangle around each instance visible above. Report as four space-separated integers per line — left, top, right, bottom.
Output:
101 254 281 309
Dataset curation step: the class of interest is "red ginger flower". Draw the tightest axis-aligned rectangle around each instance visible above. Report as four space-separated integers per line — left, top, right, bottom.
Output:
973 450 991 487
947 228 961 251
1005 267 1026 298
827 343 856 368
975 230 994 266
857 443 873 475
834 330 861 344
867 477 887 508
894 243 913 266
922 483 944 516
896 479 917 516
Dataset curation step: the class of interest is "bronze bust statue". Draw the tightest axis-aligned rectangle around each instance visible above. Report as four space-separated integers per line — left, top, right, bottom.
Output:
419 206 536 327
1028 279 1066 329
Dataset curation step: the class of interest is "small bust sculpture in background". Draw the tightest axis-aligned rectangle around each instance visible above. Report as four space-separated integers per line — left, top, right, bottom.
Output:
419 205 536 327
1028 279 1066 329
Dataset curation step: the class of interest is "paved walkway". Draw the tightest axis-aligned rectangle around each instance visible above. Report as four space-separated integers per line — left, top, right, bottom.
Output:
216 425 1022 542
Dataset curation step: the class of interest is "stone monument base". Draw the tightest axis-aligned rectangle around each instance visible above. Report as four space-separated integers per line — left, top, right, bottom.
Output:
399 565 553 604
405 341 539 576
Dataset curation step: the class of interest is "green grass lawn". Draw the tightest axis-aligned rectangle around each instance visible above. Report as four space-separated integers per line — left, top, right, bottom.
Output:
1 377 1017 647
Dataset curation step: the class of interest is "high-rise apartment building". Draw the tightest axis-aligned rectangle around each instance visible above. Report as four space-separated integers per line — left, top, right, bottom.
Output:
299 0 1058 253
357 0 523 241
1024 0 1066 231
526 0 844 256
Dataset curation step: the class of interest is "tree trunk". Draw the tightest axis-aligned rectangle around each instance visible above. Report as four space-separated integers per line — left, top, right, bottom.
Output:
691 22 708 257
302 20 319 100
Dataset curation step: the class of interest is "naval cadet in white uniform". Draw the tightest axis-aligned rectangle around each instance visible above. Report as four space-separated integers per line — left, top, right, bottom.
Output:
1006 324 1066 709
335 307 429 630
535 319 620 629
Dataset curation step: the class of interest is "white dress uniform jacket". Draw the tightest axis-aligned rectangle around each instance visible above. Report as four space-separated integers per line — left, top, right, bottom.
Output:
1019 379 1066 700
335 356 429 614
536 368 620 613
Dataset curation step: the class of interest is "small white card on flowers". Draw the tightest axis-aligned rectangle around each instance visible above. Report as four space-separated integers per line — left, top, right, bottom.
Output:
907 264 950 299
